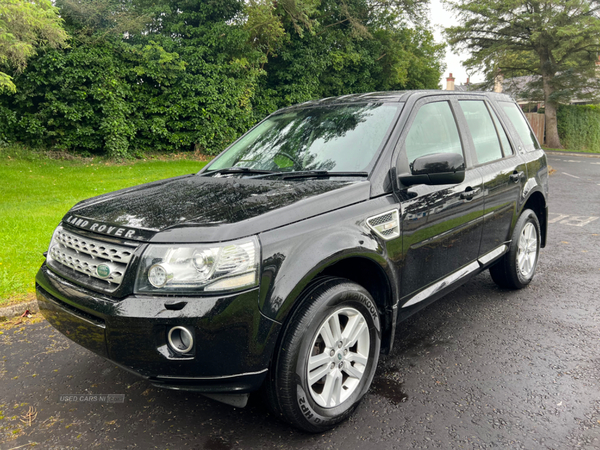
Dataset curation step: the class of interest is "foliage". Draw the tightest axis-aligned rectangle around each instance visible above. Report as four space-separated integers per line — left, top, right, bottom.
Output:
130 0 265 155
254 0 444 116
0 0 444 157
56 0 152 36
0 0 68 93
557 104 600 152
1 36 139 157
244 0 288 61
1 0 263 157
444 0 600 149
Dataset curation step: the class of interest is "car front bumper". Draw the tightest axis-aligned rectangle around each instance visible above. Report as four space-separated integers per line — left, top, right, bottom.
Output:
36 264 280 393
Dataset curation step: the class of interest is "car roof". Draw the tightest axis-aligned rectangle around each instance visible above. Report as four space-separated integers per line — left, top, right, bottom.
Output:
278 90 516 111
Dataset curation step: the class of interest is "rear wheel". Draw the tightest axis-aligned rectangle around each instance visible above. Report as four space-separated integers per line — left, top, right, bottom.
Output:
264 278 381 432
490 208 541 289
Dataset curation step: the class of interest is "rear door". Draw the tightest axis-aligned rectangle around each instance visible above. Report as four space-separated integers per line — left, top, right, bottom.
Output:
456 99 527 259
395 97 484 302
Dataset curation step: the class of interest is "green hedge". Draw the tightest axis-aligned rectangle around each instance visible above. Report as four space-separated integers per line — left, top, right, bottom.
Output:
0 0 444 158
0 1 262 158
557 104 600 151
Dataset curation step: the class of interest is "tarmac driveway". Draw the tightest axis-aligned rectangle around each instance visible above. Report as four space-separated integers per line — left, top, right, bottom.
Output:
1 152 599 449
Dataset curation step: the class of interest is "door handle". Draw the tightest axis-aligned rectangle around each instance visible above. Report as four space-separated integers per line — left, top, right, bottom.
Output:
460 187 480 200
510 171 525 183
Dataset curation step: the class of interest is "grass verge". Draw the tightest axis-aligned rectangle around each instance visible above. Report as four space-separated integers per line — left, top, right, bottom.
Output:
543 146 600 154
0 147 208 306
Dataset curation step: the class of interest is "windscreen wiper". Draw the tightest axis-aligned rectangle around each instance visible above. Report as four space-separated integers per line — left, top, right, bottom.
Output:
265 170 369 180
200 167 278 177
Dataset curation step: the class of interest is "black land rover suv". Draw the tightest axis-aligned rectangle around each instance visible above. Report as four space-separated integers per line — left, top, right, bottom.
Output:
36 90 548 432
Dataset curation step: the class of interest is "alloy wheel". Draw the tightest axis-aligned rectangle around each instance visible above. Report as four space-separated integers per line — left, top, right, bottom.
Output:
517 222 538 278
306 307 370 408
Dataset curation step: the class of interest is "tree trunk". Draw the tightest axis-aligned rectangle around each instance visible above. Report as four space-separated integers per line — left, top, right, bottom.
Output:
540 54 562 149
544 99 561 148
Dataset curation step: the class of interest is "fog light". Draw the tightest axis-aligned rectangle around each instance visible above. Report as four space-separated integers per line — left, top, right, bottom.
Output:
167 326 194 354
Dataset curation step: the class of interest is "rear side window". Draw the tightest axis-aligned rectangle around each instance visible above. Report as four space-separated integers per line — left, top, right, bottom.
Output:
459 100 503 164
489 108 514 156
500 102 541 151
405 101 463 164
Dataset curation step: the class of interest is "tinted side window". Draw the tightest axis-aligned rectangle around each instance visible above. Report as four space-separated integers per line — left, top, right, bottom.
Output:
489 107 513 156
459 100 503 164
500 102 541 150
405 101 463 165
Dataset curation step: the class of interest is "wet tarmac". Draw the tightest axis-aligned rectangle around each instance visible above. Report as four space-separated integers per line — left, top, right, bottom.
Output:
1 153 599 449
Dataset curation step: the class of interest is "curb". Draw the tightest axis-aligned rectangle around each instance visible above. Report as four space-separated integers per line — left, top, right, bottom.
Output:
0 300 39 320
544 150 600 158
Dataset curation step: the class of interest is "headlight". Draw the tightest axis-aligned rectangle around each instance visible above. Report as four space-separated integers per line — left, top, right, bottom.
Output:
134 236 260 294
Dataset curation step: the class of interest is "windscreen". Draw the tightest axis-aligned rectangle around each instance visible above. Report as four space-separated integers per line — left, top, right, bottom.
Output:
207 103 400 173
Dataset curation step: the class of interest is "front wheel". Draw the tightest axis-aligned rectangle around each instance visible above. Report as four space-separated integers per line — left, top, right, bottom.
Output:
264 278 381 432
490 208 541 289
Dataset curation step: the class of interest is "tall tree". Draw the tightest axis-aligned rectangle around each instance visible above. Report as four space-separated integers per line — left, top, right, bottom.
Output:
444 0 600 148
0 0 68 93
248 0 444 115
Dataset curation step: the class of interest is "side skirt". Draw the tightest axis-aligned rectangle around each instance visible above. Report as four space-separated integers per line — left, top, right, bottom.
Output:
396 244 509 323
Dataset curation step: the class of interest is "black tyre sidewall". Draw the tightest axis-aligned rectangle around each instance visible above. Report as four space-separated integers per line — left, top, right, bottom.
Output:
282 281 381 431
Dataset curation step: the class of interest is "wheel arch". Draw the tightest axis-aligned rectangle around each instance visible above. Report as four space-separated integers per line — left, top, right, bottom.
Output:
317 256 396 354
521 190 548 248
269 253 398 357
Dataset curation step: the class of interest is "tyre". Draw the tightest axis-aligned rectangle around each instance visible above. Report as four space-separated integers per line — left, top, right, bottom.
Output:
264 277 381 432
490 208 541 289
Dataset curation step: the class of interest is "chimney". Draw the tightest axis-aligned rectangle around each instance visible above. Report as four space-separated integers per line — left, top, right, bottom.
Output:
494 73 503 93
466 77 470 85
446 73 455 91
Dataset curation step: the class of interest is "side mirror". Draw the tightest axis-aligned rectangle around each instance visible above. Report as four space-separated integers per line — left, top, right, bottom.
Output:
398 153 466 187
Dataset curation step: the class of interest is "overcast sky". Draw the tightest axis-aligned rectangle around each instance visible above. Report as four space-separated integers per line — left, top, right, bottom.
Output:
429 0 485 89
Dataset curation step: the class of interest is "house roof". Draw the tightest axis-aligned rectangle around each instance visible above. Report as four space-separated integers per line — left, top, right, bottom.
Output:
452 73 599 104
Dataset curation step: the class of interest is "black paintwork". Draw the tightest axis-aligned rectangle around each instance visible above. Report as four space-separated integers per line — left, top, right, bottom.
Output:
36 266 279 392
67 175 368 243
400 152 466 186
37 90 549 394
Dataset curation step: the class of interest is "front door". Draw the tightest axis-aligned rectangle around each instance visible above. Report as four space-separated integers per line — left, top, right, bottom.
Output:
395 99 484 301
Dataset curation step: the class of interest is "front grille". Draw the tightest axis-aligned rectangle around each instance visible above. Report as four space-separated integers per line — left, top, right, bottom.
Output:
48 225 137 288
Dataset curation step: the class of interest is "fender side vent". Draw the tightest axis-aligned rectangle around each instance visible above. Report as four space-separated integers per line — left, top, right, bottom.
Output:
367 210 400 240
